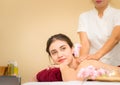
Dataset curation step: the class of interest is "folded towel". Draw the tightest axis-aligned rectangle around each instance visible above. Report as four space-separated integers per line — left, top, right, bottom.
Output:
36 67 62 82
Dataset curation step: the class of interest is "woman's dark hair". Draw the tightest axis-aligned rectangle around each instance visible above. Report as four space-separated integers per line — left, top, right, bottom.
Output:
46 33 73 56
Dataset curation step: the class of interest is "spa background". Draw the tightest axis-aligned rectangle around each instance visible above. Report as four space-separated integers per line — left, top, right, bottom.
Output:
0 0 120 84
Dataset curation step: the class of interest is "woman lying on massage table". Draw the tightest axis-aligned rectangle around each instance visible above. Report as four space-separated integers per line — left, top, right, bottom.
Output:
36 33 120 82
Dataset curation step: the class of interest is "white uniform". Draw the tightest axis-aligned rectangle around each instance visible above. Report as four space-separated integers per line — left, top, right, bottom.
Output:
77 5 120 66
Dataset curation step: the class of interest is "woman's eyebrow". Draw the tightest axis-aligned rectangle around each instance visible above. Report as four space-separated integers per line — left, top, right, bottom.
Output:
50 49 56 53
60 45 66 48
50 44 67 52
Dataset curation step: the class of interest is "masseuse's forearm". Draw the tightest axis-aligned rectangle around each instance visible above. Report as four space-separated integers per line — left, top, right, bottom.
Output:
96 26 120 58
78 32 90 56
80 44 90 56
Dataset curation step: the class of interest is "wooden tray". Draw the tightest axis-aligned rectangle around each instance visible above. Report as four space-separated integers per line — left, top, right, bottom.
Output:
88 76 120 82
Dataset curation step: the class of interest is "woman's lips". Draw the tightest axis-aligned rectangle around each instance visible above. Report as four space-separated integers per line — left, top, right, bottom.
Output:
96 0 102 4
58 58 66 63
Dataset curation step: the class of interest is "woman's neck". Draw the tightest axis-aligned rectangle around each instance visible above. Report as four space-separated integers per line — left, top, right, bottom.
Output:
69 58 79 70
95 5 108 18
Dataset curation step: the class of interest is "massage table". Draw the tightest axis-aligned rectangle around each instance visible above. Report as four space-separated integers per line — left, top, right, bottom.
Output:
22 81 120 85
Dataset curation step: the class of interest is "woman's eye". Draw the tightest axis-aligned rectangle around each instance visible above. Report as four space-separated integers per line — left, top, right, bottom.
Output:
61 47 66 51
51 51 57 55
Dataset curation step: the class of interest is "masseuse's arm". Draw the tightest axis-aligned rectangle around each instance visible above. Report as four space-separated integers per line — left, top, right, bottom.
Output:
77 32 90 61
87 26 120 60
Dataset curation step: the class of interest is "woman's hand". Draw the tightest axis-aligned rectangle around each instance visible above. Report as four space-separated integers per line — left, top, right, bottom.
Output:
47 64 60 70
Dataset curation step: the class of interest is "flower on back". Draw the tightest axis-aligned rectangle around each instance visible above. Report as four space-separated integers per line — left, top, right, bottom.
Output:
77 65 109 80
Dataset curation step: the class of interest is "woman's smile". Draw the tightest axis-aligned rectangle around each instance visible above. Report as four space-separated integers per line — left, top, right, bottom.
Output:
58 58 67 63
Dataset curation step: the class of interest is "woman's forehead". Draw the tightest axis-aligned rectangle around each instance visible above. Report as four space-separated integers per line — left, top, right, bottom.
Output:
49 40 68 50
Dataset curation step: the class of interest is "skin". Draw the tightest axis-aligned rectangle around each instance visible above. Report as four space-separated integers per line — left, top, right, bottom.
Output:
49 40 78 69
48 39 120 81
78 0 120 62
49 40 79 81
92 0 110 17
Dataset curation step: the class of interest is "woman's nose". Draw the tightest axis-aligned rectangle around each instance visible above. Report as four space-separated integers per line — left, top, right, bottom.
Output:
57 52 63 58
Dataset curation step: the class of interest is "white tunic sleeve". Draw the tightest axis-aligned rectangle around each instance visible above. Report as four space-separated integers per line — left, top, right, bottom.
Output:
77 13 88 32
113 12 120 26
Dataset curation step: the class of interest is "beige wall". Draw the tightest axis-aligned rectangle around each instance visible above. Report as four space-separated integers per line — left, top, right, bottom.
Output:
0 0 120 84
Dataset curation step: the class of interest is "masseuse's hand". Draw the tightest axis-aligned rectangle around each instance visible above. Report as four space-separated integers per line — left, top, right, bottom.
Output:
86 53 101 61
76 53 101 63
76 55 88 63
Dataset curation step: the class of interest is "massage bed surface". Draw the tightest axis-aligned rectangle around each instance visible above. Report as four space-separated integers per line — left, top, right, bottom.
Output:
22 81 120 85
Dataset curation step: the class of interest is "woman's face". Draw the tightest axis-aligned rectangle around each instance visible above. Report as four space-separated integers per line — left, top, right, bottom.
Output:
92 0 110 9
49 40 74 65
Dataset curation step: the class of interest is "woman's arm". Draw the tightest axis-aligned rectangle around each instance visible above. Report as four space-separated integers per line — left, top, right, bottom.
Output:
59 64 77 81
